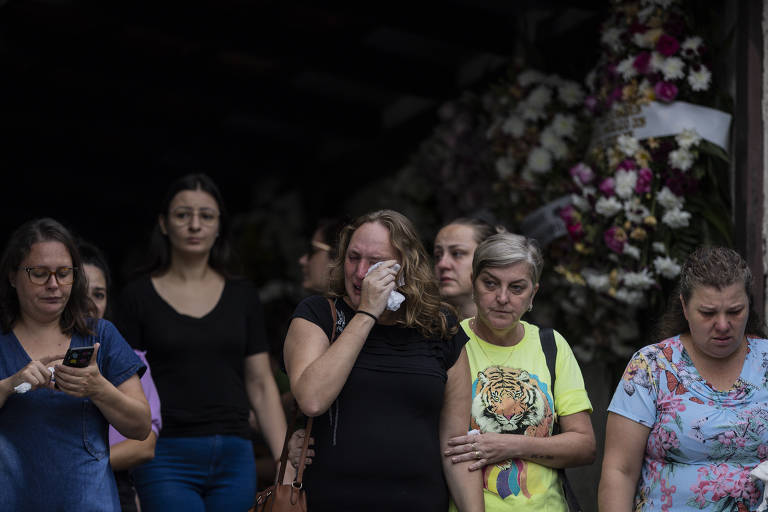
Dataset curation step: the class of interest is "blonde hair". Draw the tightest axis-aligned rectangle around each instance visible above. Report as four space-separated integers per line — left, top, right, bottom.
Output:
329 210 456 339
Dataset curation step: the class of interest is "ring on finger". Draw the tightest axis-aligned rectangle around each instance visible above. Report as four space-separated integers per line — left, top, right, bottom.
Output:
475 450 481 459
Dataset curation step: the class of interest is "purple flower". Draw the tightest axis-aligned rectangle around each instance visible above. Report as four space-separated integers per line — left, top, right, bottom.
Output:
604 226 626 254
634 52 651 74
618 159 637 171
636 168 653 194
656 34 680 57
560 204 577 224
569 163 595 185
567 222 584 241
654 81 678 102
585 95 598 113
599 177 616 196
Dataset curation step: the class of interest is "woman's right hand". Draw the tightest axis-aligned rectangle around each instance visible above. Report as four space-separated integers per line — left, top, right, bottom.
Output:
0 355 63 408
358 259 399 317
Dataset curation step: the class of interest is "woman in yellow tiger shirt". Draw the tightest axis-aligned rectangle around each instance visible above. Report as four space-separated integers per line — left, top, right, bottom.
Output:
443 232 595 511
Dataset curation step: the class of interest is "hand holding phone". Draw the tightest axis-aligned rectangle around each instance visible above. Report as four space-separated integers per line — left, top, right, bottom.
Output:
62 346 95 368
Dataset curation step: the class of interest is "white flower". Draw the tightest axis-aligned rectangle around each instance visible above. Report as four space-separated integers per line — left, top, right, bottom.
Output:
545 74 565 87
653 242 667 253
623 244 641 260
551 114 577 139
495 157 515 179
571 193 590 211
584 271 611 292
650 51 665 73
518 70 545 87
541 128 568 160
622 269 655 289
526 147 552 174
668 147 694 171
501 115 526 137
681 36 703 54
662 208 692 228
617 134 640 156
595 196 623 217
615 170 638 199
656 187 684 210
520 106 546 121
585 70 597 91
637 5 655 23
661 57 685 80
617 56 638 80
675 128 702 149
615 288 644 306
624 201 650 224
601 27 624 53
654 256 681 279
526 85 552 110
581 185 596 197
632 32 653 49
688 66 712 91
558 82 584 107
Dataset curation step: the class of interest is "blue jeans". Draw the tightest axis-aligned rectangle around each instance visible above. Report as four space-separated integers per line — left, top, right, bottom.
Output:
133 435 256 512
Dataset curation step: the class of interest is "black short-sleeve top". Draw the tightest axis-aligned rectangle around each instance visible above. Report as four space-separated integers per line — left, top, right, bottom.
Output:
291 295 468 512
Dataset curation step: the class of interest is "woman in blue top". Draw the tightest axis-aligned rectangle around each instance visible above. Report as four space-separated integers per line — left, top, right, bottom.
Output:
599 246 768 511
0 218 151 512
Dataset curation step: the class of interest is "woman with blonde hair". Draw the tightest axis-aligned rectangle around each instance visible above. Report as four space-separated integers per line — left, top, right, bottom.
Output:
284 209 483 511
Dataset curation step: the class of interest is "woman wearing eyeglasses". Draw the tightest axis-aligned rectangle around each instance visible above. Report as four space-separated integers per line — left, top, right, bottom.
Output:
0 218 151 511
115 173 288 511
298 217 348 294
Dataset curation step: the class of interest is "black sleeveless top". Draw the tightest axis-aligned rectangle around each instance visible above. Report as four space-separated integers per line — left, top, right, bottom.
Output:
292 296 468 511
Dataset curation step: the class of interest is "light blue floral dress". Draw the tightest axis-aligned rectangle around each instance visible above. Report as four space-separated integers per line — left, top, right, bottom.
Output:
608 335 768 511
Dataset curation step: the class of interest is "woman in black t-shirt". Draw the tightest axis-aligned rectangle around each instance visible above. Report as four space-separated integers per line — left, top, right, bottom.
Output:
284 209 484 512
116 173 288 512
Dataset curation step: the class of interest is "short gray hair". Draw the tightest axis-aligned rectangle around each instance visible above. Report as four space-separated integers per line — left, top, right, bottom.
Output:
472 233 543 284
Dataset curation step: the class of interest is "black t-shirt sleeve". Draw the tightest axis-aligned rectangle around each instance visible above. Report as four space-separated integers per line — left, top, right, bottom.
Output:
114 279 147 351
292 295 335 340
242 281 269 356
445 312 468 369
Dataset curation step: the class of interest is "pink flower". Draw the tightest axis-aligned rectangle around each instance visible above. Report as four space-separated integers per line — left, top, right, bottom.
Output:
569 163 595 185
604 226 626 254
617 159 637 171
567 223 584 241
757 444 768 459
635 168 653 194
585 95 598 113
559 205 577 224
654 81 679 102
599 177 615 196
656 34 680 57
634 52 651 74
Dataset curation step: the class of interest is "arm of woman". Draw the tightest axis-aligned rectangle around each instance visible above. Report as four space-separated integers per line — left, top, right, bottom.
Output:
245 352 287 458
109 431 158 471
55 343 151 440
439 347 484 512
598 412 650 512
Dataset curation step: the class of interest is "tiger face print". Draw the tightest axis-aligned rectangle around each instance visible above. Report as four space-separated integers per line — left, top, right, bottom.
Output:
471 366 553 438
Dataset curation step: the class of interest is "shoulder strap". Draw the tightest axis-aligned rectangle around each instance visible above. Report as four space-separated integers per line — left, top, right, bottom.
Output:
539 327 557 394
327 297 338 343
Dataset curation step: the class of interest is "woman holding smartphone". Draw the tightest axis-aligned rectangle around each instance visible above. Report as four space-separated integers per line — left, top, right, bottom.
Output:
116 173 287 511
0 218 151 511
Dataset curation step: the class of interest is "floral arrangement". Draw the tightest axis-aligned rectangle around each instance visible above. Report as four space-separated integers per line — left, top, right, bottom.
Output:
553 0 732 357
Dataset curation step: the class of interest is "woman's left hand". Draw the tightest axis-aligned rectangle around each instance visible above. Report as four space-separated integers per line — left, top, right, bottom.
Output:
54 343 106 398
445 432 516 471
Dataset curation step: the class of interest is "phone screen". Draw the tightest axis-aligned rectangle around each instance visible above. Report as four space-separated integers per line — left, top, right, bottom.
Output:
63 346 94 368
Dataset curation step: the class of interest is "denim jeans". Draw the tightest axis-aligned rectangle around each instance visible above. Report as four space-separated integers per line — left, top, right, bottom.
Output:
133 435 256 512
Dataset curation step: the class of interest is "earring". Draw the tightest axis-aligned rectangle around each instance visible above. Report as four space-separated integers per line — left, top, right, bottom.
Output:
527 304 533 312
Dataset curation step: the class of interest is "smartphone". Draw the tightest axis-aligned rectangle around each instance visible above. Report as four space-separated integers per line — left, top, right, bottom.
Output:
63 346 94 368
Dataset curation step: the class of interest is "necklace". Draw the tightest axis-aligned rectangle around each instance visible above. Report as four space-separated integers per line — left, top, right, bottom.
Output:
469 319 519 368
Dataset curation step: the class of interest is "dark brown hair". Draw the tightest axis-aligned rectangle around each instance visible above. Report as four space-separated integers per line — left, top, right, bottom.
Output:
0 218 93 335
328 209 457 339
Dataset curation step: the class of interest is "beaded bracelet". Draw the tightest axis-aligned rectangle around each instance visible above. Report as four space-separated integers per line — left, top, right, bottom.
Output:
356 310 379 322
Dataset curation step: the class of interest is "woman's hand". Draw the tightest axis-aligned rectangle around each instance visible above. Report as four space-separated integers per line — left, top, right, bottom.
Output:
54 343 107 398
445 432 513 471
287 428 315 468
358 259 399 317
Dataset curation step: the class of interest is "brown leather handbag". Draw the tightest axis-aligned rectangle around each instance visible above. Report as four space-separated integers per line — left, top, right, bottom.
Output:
250 298 338 512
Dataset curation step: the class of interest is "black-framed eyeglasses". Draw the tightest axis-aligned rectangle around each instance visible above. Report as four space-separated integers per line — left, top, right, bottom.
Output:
305 240 331 257
23 266 78 286
168 207 220 227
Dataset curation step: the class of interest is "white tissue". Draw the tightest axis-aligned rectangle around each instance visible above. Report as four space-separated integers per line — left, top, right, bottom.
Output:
13 367 55 394
751 461 768 512
366 262 406 311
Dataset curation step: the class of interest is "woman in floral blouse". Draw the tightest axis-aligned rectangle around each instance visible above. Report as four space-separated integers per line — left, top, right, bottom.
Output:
599 246 768 511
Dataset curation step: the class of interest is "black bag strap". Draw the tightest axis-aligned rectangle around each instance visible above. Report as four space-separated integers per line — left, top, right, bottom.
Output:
538 327 582 512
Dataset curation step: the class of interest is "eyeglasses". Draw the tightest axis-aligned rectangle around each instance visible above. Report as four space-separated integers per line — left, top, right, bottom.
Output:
168 207 220 227
23 266 77 286
306 240 331 257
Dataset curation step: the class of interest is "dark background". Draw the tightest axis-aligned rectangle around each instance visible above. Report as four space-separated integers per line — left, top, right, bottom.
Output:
1 0 605 288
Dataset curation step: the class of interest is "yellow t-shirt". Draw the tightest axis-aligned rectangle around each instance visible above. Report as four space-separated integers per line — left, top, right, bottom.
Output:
450 319 592 512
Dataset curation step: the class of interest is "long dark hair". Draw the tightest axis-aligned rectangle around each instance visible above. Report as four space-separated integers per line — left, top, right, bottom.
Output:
138 173 236 278
655 246 767 340
77 240 113 319
0 218 93 336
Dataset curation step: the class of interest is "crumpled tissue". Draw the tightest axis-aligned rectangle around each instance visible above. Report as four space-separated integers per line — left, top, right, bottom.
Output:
751 461 768 512
366 261 405 311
